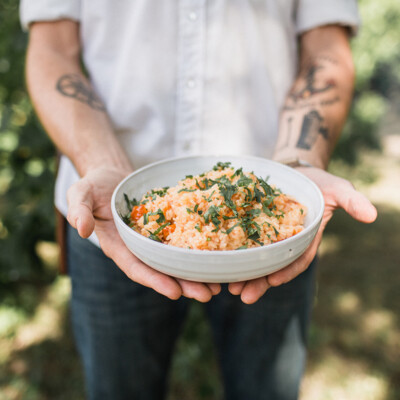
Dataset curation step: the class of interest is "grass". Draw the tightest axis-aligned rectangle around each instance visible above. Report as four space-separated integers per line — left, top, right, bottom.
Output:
0 138 399 399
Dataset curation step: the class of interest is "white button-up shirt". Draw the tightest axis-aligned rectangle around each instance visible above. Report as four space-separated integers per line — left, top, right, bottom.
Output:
21 0 359 219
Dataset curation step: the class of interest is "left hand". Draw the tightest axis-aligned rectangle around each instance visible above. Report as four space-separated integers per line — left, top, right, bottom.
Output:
228 167 378 304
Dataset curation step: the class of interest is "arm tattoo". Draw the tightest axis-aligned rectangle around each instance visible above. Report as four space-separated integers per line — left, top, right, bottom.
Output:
56 73 106 111
283 95 340 111
296 110 329 150
290 64 336 103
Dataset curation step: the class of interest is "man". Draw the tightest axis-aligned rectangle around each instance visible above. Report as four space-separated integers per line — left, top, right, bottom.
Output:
21 1 377 399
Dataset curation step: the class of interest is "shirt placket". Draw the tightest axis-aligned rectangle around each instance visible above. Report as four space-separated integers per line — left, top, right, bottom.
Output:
174 0 205 155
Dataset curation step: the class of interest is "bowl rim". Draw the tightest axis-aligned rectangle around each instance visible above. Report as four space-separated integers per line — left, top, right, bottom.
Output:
111 155 324 255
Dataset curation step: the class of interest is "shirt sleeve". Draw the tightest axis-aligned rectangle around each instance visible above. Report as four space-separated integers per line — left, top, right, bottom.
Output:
20 0 81 31
295 0 360 36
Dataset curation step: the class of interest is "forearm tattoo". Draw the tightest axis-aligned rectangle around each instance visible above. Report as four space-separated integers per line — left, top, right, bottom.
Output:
289 64 335 103
296 110 329 150
56 73 106 111
286 56 339 109
279 56 340 151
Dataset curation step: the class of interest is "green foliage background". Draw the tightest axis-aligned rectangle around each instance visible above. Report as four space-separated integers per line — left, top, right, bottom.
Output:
0 0 399 283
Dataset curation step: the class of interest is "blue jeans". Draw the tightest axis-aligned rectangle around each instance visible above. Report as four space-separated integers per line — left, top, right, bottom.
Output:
67 226 315 400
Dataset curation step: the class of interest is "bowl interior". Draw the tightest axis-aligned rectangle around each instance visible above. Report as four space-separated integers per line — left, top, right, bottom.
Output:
113 155 324 236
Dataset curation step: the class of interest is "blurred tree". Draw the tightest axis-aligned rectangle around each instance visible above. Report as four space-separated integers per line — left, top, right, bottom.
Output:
0 0 56 284
0 0 399 282
335 0 400 163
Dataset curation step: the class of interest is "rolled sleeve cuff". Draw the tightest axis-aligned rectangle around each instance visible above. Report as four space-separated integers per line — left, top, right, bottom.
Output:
296 0 360 36
20 0 80 31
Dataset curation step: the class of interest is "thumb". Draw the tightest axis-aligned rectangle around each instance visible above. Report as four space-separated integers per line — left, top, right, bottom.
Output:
67 179 96 238
335 185 377 224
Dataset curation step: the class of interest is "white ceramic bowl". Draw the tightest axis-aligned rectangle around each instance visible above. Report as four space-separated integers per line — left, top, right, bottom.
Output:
111 155 324 283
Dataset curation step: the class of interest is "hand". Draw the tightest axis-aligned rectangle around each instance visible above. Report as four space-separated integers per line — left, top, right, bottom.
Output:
66 167 221 302
228 167 378 304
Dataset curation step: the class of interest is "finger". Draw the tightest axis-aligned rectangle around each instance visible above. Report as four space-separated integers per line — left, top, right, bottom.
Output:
228 281 246 295
239 277 271 304
67 180 95 238
334 186 377 224
97 224 183 300
176 279 214 302
207 283 222 295
267 229 322 287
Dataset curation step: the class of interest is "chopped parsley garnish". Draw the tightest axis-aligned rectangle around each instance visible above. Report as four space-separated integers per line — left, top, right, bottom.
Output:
120 213 131 226
262 201 274 217
233 167 243 177
195 179 202 190
146 209 166 224
237 175 253 187
219 183 237 209
124 193 139 210
225 223 241 235
253 186 264 203
146 187 169 200
146 230 162 242
248 231 264 246
201 178 213 190
153 222 170 236
257 177 275 196
213 161 232 171
204 205 221 229
247 208 261 217
222 215 237 220
178 188 196 193
244 187 252 202
205 190 216 202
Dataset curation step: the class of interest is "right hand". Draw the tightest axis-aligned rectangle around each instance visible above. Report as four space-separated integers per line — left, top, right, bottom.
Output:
66 167 221 302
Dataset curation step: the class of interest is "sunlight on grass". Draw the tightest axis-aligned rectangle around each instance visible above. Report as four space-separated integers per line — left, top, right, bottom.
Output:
362 309 396 337
334 291 361 314
14 277 70 351
35 241 60 270
361 309 400 357
0 377 41 400
358 136 400 211
0 277 73 400
301 351 389 400
0 307 27 338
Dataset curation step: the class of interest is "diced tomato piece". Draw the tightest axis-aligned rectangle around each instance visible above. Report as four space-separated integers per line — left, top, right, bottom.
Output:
131 204 148 220
162 223 176 240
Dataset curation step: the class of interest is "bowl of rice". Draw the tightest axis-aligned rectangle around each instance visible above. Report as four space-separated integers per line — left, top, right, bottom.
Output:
111 155 324 282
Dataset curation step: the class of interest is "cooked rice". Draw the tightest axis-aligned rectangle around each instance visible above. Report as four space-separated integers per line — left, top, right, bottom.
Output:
126 162 306 250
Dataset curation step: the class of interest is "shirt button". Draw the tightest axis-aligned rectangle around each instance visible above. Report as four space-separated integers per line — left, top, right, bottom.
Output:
188 12 197 21
186 79 196 88
183 141 192 151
